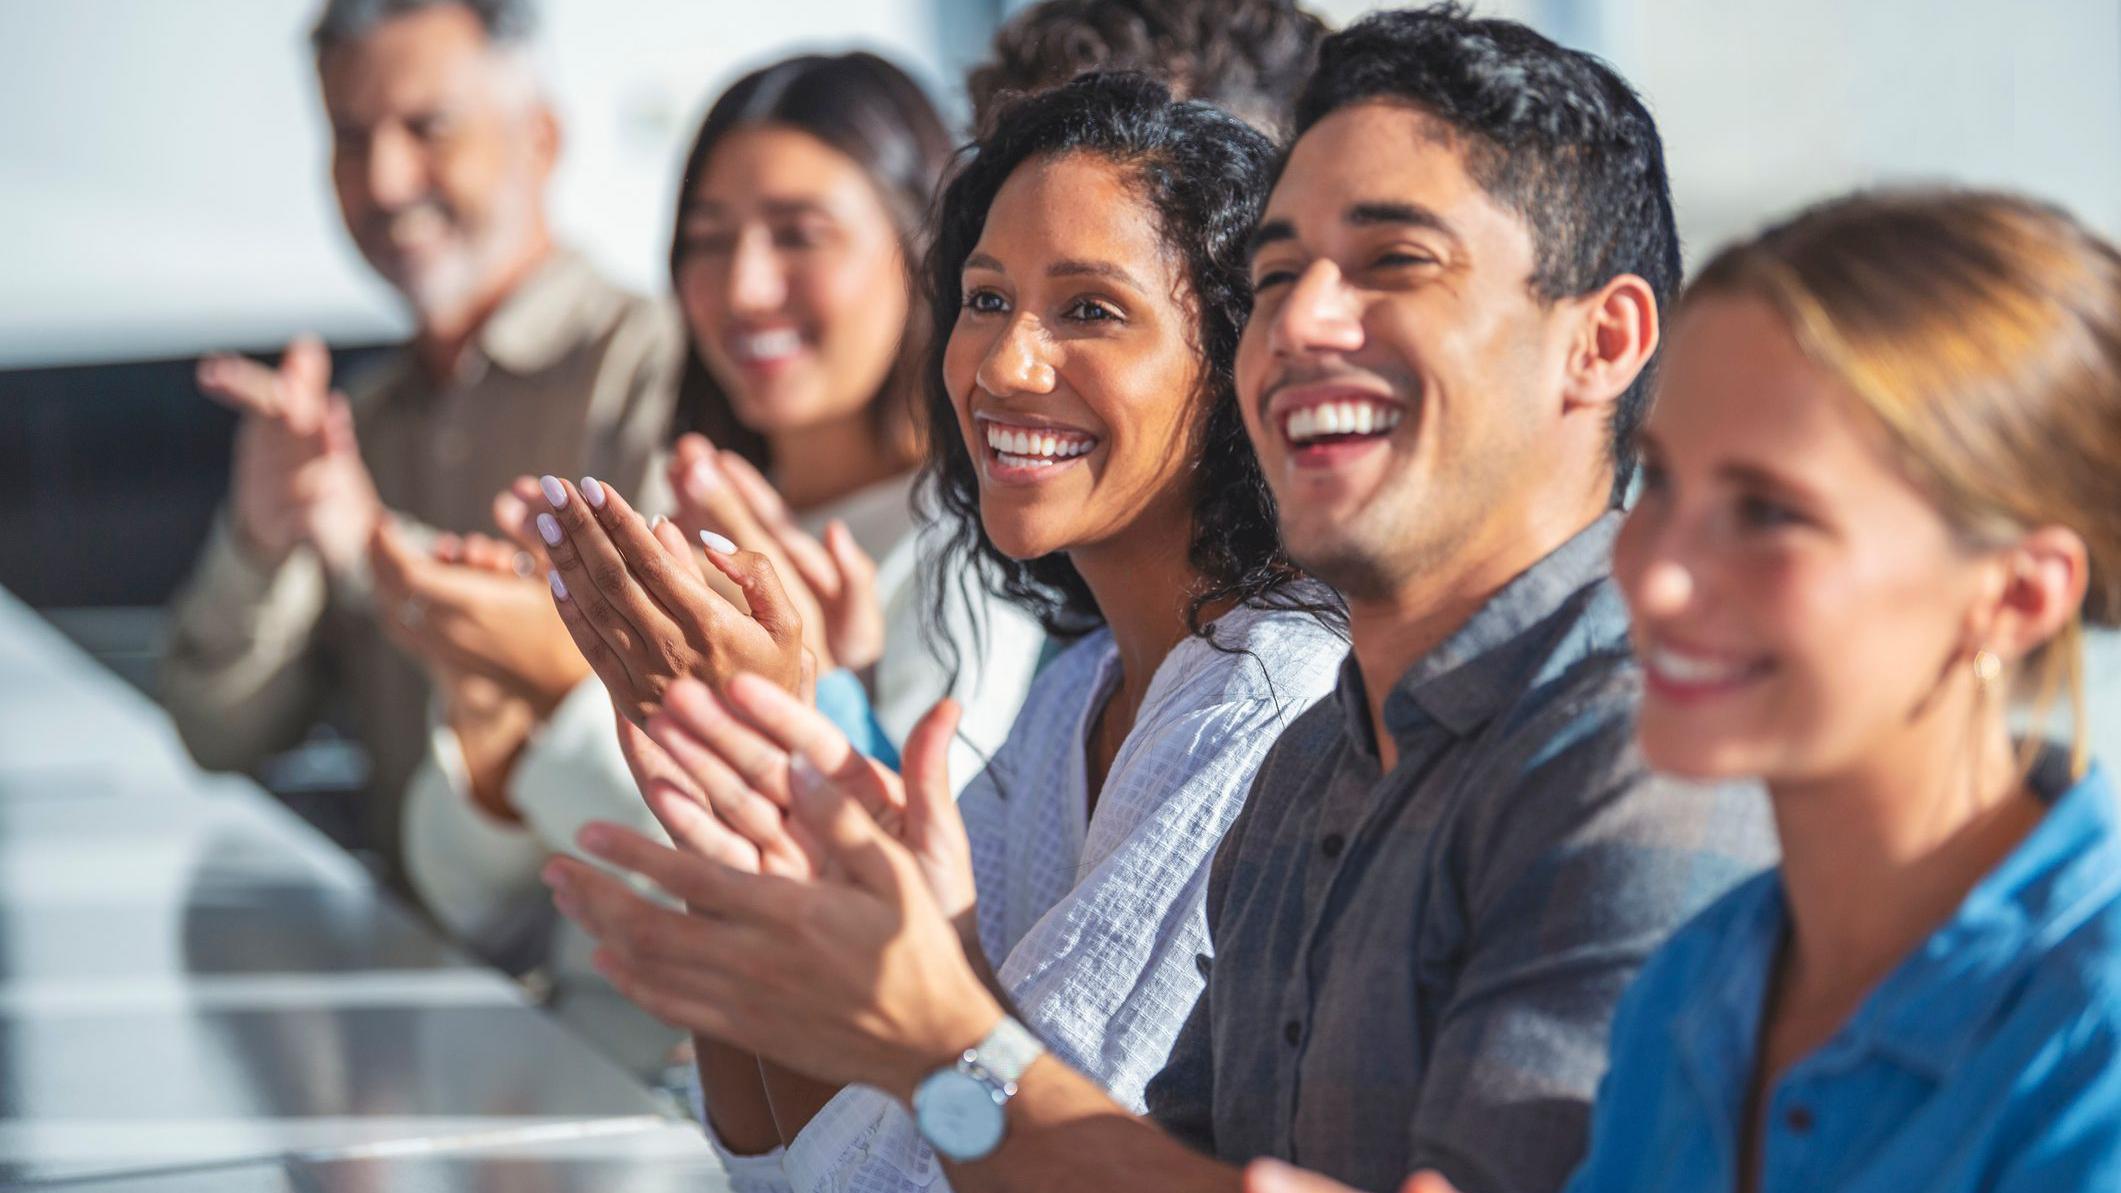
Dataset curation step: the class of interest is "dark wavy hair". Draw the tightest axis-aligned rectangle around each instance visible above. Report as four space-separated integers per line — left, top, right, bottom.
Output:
967 0 1326 139
922 72 1343 666
1294 4 1681 504
667 52 953 469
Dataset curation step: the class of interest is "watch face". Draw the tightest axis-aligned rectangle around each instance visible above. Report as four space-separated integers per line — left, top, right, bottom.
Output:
914 1070 1006 1161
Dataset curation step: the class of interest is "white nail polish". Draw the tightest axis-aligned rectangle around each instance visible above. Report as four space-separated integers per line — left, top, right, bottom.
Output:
539 475 568 508
537 512 562 546
581 476 605 508
788 752 827 797
649 514 667 531
699 530 737 555
548 570 569 600
688 460 720 497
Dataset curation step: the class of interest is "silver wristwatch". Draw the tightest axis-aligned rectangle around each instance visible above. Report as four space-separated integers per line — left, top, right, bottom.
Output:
911 1015 1046 1163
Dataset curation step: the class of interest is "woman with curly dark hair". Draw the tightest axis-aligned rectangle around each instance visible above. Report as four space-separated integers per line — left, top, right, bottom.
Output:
553 72 1348 1192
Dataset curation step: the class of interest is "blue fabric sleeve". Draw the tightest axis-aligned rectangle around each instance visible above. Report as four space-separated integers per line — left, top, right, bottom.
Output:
813 668 900 771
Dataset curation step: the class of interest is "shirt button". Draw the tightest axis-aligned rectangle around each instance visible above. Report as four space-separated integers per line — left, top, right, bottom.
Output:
1283 1019 1302 1046
1785 1106 1814 1133
1194 952 1212 977
1320 833 1346 858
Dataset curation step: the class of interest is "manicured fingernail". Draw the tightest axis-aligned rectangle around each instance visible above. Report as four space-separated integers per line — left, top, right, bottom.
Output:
580 476 605 508
578 824 612 852
788 752 827 797
687 459 721 498
649 514 667 531
548 570 568 600
541 861 570 891
540 474 568 508
537 512 563 546
699 530 736 555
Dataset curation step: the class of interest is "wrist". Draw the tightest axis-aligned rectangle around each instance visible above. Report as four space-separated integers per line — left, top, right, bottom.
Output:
887 995 1006 1105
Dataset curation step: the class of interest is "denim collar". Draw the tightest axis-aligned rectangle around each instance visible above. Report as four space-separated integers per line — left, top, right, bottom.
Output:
1672 756 2121 1091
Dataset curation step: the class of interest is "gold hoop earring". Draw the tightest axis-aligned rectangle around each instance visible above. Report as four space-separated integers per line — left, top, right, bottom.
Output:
1973 650 2003 685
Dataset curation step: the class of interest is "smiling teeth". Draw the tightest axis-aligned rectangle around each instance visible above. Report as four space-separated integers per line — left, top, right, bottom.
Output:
735 328 802 361
984 423 1096 463
1285 400 1404 444
1647 646 1755 685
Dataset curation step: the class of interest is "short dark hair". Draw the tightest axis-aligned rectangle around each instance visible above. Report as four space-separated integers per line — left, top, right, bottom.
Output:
967 0 1327 138
310 0 534 54
923 72 1342 657
1294 4 1681 501
668 52 954 470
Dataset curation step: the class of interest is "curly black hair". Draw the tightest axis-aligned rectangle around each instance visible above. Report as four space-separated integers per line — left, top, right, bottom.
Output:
666 52 954 470
921 72 1343 668
1294 4 1682 503
967 0 1326 139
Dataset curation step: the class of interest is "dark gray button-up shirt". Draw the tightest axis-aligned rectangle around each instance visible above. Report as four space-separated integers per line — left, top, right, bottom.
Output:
1144 515 1776 1193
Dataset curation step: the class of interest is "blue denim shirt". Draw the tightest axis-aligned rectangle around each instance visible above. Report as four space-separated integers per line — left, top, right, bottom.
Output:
1566 756 2121 1193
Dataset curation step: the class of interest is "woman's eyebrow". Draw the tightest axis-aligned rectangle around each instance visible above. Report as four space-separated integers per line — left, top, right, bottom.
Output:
1046 258 1145 291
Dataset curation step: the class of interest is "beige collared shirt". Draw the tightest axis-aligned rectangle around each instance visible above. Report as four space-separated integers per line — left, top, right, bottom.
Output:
160 248 681 872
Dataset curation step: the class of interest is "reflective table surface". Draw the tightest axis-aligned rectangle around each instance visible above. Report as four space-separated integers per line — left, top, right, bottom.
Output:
0 587 725 1189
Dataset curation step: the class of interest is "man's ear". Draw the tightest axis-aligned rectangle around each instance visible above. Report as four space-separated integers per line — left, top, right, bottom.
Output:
530 101 562 180
1562 273 1660 415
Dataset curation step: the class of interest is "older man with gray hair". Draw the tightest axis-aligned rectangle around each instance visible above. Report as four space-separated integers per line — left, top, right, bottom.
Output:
162 0 679 891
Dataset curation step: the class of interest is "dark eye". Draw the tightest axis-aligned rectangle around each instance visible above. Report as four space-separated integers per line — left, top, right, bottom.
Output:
406 112 455 143
1064 298 1121 323
1371 249 1437 271
773 222 829 251
1252 268 1297 292
1737 493 1801 530
963 288 1008 315
677 231 735 259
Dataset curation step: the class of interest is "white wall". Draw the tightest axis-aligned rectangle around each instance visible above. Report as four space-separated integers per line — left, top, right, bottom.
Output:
1315 0 2121 260
0 0 994 369
3 1 2116 368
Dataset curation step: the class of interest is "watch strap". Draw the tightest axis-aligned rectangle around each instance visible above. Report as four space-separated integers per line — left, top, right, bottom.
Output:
968 1015 1045 1084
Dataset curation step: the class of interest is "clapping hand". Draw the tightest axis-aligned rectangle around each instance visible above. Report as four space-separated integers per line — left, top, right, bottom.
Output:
198 335 380 578
541 673 996 1097
368 520 588 715
532 474 807 726
669 434 885 673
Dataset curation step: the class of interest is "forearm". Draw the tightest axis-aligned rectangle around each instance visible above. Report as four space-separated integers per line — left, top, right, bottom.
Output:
696 1035 784 1155
941 1057 1240 1193
758 1059 845 1142
955 909 1020 1013
161 514 331 770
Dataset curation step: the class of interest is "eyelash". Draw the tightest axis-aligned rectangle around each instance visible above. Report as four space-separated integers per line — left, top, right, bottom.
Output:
959 292 1122 324
1737 493 1803 531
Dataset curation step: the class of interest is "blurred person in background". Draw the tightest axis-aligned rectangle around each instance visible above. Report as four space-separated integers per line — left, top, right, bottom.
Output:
158 0 679 886
966 0 1326 138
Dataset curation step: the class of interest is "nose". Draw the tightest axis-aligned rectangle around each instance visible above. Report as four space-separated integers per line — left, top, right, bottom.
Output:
361 124 429 211
974 314 1056 398
728 229 789 314
1268 260 1364 359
